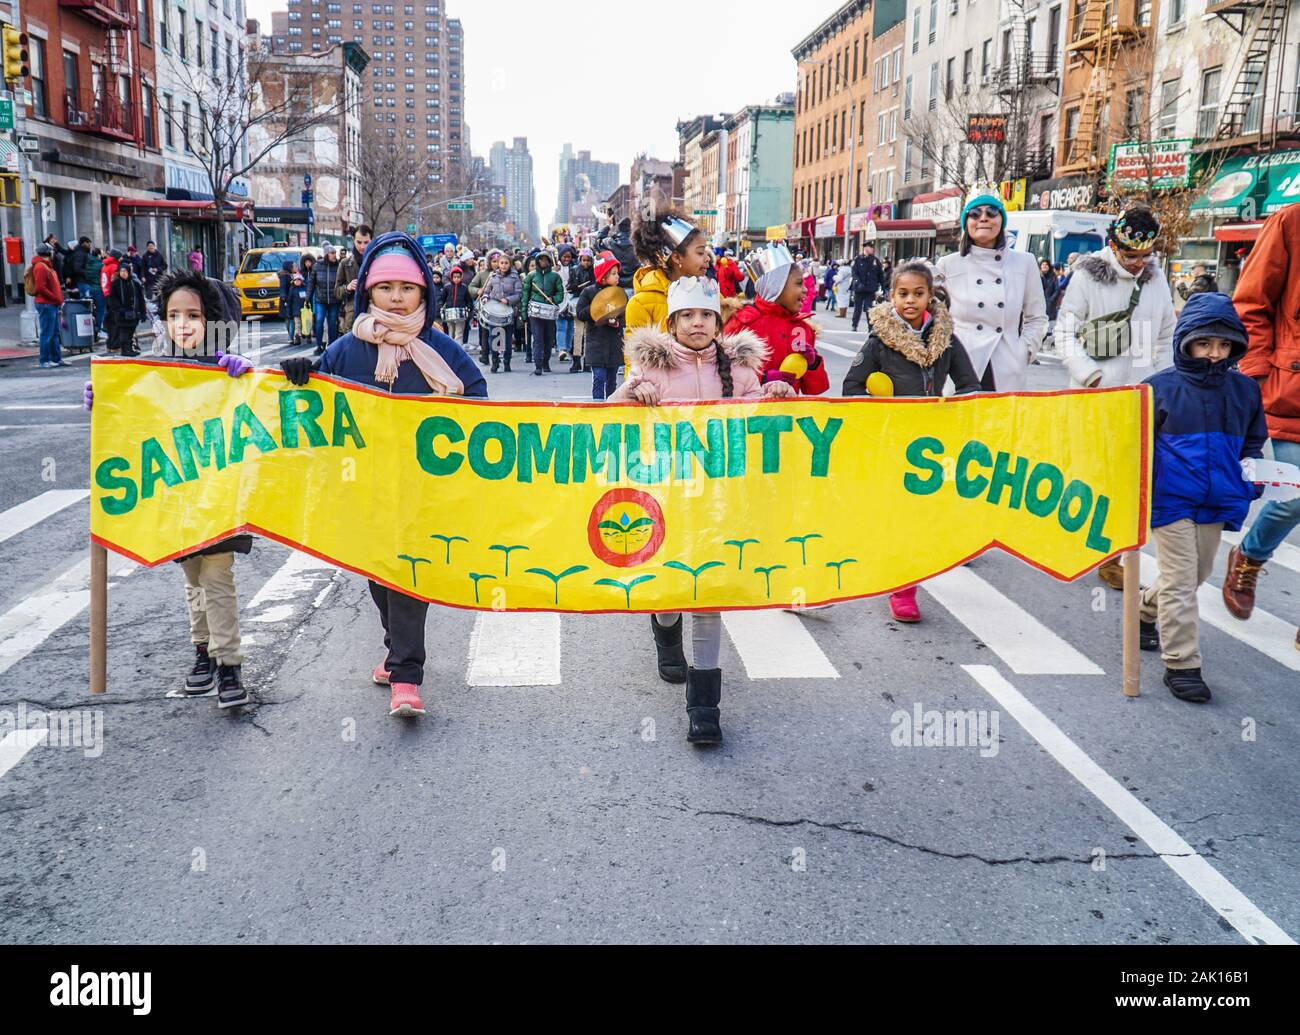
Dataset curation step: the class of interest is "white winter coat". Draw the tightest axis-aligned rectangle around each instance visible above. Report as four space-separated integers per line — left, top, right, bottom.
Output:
934 245 1047 391
1055 248 1175 388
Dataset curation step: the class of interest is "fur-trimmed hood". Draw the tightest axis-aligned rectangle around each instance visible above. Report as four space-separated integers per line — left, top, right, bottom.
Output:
867 301 955 368
625 325 769 372
1076 247 1160 286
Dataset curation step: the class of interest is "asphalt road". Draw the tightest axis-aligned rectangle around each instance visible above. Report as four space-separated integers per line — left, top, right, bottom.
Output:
1 309 1298 945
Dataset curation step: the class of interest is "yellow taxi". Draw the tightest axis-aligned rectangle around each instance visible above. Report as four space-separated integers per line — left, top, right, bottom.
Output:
234 246 322 319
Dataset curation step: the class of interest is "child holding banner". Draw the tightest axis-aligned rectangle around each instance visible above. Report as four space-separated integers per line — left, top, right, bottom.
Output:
84 268 256 708
280 232 487 719
842 261 983 623
611 276 793 745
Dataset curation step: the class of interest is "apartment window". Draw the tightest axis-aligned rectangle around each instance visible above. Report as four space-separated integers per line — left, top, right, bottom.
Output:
904 74 913 119
1047 6 1061 67
928 0 937 42
962 49 972 90
211 27 220 70
1168 0 1184 25
1038 115 1053 156
928 62 938 110
226 37 233 81
912 6 920 53
981 39 991 78
945 57 955 99
859 99 866 142
1124 87 1144 139
179 10 188 62
890 109 898 141
878 112 886 145
163 93 174 146
1197 66 1221 138
181 99 192 151
28 36 47 118
893 48 901 83
142 83 155 147
1064 106 1080 144
63 50 79 110
159 0 170 49
904 137 913 182
140 0 151 46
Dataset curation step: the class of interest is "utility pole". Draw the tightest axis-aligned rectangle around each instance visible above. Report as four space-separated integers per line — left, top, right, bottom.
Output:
3 0 36 342
842 100 856 262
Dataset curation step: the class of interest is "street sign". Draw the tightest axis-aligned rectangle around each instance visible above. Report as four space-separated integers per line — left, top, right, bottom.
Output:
447 201 474 211
303 173 312 186
693 208 718 216
0 99 13 132
301 190 313 205
418 233 458 252
16 134 38 153
406 223 418 233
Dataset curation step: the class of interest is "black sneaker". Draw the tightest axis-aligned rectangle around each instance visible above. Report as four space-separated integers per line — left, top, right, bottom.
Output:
1139 621 1160 652
1164 667 1211 704
185 644 218 695
217 664 251 710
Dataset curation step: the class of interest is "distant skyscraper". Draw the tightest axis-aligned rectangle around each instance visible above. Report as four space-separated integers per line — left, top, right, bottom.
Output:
490 138 539 240
555 144 621 228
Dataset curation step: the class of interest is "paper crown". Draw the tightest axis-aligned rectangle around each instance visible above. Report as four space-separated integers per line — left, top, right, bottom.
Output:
659 217 698 257
745 243 794 280
1111 214 1160 250
667 276 722 317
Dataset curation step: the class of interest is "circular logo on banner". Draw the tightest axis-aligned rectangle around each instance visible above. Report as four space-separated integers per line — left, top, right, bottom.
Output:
587 489 666 568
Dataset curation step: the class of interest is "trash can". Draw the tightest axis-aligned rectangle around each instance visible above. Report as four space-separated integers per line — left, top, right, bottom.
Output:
61 297 96 354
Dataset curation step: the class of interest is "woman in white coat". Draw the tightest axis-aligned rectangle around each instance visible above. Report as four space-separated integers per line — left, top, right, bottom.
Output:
935 194 1047 391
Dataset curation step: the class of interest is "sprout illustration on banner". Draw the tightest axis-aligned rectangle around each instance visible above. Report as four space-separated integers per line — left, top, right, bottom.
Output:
825 558 859 591
398 554 431 588
430 533 469 563
489 544 530 576
467 572 497 604
526 565 590 606
785 533 823 565
725 538 760 570
754 564 787 600
595 574 657 609
662 560 726 601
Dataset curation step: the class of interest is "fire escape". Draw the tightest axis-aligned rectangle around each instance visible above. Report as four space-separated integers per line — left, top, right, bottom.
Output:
1058 0 1149 175
60 0 140 145
993 17 1062 182
1202 0 1293 151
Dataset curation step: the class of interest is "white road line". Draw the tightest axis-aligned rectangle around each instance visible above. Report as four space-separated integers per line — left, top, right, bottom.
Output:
0 404 84 410
0 489 89 545
1139 552 1300 672
0 423 91 431
466 612 562 686
924 566 1104 675
722 610 839 678
964 664 1295 945
1220 530 1300 577
244 550 336 623
817 342 859 358
0 553 136 677
0 730 49 781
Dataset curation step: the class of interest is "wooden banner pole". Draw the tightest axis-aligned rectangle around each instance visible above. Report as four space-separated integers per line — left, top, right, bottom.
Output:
90 539 107 695
1122 549 1141 698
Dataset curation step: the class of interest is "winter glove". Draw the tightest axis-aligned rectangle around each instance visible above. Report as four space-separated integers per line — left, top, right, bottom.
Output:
280 357 317 386
83 381 93 412
217 352 253 378
763 369 799 388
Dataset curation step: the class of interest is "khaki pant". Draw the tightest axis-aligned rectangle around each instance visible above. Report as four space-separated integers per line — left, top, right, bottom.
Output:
1139 519 1223 670
572 318 586 359
180 552 243 666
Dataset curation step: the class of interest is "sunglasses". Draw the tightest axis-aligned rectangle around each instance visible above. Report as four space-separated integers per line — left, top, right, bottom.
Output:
966 206 1002 221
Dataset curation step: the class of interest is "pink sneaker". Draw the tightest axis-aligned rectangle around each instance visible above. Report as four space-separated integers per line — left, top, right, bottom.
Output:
888 587 922 623
389 682 425 717
372 662 391 686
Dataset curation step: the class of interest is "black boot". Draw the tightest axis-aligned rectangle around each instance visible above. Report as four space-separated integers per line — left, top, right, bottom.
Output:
1164 666 1211 703
650 615 688 684
685 667 723 745
1140 620 1160 652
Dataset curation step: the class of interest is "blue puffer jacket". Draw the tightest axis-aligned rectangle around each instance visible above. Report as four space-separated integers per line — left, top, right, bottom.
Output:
317 232 487 398
1144 292 1267 530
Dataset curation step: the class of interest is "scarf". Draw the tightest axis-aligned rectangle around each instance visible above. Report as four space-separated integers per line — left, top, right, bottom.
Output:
351 303 465 395
891 307 932 339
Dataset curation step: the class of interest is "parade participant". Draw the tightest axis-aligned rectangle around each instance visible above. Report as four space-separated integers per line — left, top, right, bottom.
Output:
296 254 316 343
1140 293 1267 703
822 260 837 311
851 244 883 333
309 244 343 354
834 260 852 318
441 266 473 347
278 260 297 340
602 216 638 292
469 248 501 364
1056 207 1175 589
84 268 256 708
31 244 66 369
282 262 310 346
555 244 578 364
335 224 373 334
626 209 710 340
279 233 487 718
575 251 625 399
724 243 829 396
843 261 982 623
567 248 597 372
1040 258 1061 324
935 193 1047 390
796 254 817 317
106 261 146 357
611 275 793 744
481 249 523 373
717 250 744 298
521 250 564 375
1222 202 1300 649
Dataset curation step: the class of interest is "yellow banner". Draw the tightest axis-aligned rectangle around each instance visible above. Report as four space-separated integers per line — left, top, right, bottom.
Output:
89 360 1151 613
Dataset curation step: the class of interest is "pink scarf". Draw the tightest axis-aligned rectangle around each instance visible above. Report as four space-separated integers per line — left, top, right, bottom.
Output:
351 303 465 395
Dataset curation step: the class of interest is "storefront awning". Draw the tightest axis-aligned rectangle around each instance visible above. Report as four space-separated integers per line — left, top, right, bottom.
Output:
1214 222 1265 243
1191 156 1269 220
112 197 254 222
814 214 845 239
910 186 964 230
861 219 937 240
249 207 313 226
1258 149 1300 214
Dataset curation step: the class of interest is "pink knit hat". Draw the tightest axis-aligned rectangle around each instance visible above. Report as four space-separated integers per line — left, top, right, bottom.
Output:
365 247 425 289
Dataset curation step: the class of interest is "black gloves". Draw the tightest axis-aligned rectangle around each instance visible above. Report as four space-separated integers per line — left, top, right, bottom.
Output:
280 358 317 386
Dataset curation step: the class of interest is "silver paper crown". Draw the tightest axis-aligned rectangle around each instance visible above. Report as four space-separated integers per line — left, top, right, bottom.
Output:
745 243 795 280
659 217 698 256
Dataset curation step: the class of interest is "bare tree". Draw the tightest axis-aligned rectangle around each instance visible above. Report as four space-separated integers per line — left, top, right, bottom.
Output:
357 123 426 233
156 40 351 275
903 84 1014 195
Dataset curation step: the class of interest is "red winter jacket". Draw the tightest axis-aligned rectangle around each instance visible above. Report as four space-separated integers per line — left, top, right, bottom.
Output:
32 256 63 306
723 296 829 395
717 259 744 298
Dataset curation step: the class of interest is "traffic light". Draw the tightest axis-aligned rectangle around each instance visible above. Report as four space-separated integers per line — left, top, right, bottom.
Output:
2 25 29 82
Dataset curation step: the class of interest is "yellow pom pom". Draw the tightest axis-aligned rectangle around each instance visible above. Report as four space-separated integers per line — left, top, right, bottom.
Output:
779 353 809 379
865 371 895 397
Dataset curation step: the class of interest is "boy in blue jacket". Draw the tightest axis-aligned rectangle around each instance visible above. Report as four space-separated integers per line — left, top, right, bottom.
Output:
1140 292 1268 703
281 232 486 718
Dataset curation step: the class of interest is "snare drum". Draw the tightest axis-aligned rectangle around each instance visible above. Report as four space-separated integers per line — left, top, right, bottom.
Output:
481 299 514 327
442 307 468 323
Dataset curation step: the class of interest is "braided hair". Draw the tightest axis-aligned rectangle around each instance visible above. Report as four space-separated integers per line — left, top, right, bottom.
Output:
715 339 734 399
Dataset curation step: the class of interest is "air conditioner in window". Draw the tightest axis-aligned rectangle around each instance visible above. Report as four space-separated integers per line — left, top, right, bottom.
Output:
888 144 896 157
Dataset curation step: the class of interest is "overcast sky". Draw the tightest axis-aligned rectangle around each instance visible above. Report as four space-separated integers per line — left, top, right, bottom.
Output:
248 0 842 228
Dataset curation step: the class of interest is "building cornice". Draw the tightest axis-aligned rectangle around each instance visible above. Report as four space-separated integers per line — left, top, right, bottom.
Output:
792 0 873 61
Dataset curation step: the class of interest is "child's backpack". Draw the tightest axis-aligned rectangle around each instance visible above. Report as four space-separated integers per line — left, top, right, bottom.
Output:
23 266 36 296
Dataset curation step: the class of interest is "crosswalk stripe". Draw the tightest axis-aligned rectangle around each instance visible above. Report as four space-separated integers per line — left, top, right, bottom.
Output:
0 404 83 410
1139 552 1300 672
0 489 89 545
816 342 858 358
0 553 136 677
0 730 49 782
245 550 336 624
1220 530 1300 577
467 612 562 686
965 664 1295 945
924 566 1104 675
722 610 839 678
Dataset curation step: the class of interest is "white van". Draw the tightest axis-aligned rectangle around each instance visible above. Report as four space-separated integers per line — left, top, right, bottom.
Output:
1004 210 1114 266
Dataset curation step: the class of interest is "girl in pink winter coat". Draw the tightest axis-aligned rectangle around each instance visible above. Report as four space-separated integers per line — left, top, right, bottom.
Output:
611 276 792 746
